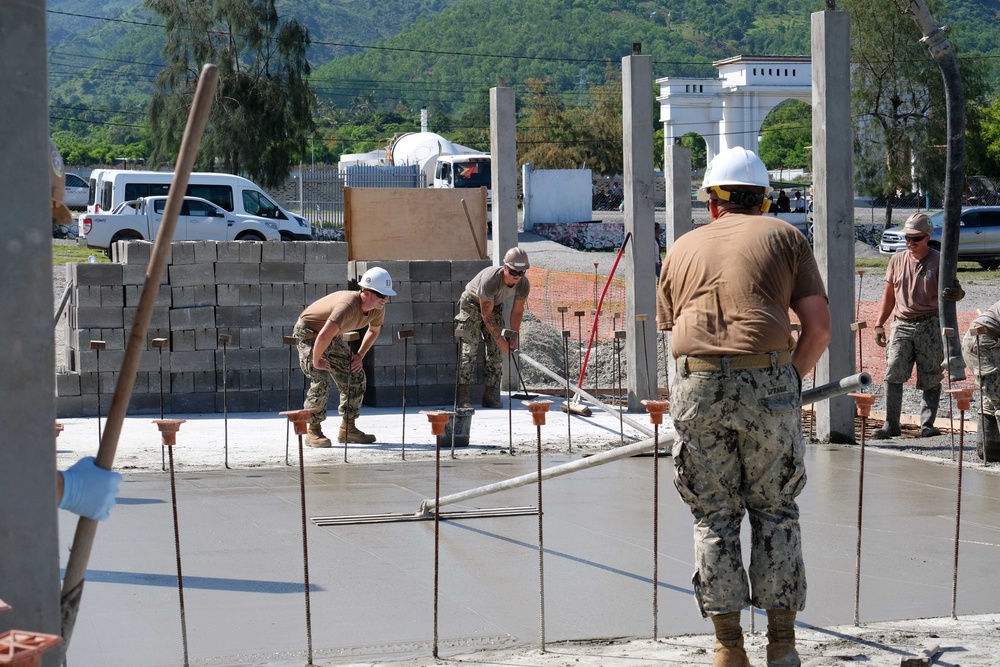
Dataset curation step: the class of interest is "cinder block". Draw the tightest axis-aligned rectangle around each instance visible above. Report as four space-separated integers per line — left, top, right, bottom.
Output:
305 284 335 303
237 327 262 349
391 282 413 302
260 263 304 285
76 286 102 307
260 389 298 413
326 242 348 264
127 392 164 416
281 283 305 307
380 303 414 326
72 262 123 285
240 284 262 306
217 284 241 306
215 263 260 284
170 350 215 373
410 260 451 282
371 365 395 386
368 343 405 366
431 322 459 344
412 302 454 322
169 372 195 394
195 327 220 350
363 385 403 407
124 306 170 331
216 328 240 347
171 329 197 351
171 392 216 414
282 242 307 263
303 263 342 285
217 348 259 371
260 328 289 351
56 395 84 419
430 281 455 303
261 305 302 328
119 241 153 264
99 328 126 350
167 242 195 265
260 368 285 391
237 369 262 390
435 363 458 385
192 241 218 265
370 260 410 282
194 370 216 393
131 372 149 394
171 285 215 308
56 372 81 397
452 260 491 282
76 306 123 329
215 306 261 328
415 343 456 366
261 242 285 262
305 242 334 264
217 242 242 263
169 263 216 287
125 284 170 307
259 283 283 306
170 306 216 330
79 370 98 394
410 282 431 303
350 260 368 280
415 384 455 406
238 242 263 263
96 349 125 373
218 390 260 413
260 346 295 370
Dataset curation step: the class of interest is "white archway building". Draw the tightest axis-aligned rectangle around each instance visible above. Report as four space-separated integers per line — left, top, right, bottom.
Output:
657 55 812 163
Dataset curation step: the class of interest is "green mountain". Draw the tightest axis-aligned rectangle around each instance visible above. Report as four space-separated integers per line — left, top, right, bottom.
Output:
47 0 1000 153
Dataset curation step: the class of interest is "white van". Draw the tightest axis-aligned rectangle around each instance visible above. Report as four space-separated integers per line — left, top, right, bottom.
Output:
86 171 312 241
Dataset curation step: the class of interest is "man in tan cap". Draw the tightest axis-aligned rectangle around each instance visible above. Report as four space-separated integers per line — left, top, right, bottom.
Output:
873 212 964 439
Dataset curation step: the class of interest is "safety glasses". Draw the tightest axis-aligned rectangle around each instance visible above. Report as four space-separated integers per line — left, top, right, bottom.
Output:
904 234 928 244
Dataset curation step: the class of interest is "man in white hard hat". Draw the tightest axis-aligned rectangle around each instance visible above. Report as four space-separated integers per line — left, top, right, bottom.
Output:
455 247 531 408
872 212 964 439
656 146 831 667
293 267 395 447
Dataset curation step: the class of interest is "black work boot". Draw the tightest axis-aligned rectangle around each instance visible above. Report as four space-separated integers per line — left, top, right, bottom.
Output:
983 415 1000 463
920 387 942 437
873 383 903 439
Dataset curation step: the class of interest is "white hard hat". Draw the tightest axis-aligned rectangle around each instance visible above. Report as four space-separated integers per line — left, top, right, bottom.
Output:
359 267 396 296
503 247 530 270
697 147 772 202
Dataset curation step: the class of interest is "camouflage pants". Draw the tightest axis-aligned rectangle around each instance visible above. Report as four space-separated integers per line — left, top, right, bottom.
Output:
454 292 504 388
962 329 1000 418
670 362 807 616
293 319 365 425
885 315 943 390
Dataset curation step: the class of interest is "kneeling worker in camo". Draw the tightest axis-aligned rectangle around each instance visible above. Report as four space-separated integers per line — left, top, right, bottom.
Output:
293 267 395 447
455 248 530 408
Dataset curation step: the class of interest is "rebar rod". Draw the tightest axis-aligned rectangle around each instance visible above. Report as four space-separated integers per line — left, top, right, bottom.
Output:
295 430 315 665
854 414 867 626
166 442 189 666
952 407 966 619
535 420 546 651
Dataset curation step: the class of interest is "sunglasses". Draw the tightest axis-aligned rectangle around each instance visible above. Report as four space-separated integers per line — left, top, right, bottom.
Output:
367 289 389 299
904 235 928 243
506 267 526 277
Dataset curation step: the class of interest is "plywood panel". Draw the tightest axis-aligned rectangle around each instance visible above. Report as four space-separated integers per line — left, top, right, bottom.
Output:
345 187 488 260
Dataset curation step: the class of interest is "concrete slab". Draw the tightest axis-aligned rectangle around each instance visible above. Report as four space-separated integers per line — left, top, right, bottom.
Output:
57 429 1000 666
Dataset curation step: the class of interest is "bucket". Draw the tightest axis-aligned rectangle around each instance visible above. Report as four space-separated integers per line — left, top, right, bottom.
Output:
438 407 475 448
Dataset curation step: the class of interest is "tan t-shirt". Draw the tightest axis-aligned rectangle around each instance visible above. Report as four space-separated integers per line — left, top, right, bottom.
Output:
884 248 939 321
299 291 385 334
972 301 1000 333
465 266 530 304
657 212 827 356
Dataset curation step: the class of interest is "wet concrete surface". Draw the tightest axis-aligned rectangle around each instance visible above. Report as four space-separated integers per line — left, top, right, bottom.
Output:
59 439 1000 666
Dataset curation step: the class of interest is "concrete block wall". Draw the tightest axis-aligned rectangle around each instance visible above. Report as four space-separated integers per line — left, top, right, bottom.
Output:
56 240 349 418
350 259 491 407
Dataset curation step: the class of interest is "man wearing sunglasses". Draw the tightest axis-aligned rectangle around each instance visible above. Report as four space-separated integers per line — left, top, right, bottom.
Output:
293 267 395 447
872 212 964 439
455 247 531 409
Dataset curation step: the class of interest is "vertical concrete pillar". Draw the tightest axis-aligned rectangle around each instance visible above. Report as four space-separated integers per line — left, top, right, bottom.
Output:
661 143 693 390
0 0 64 658
490 86 519 390
622 54 657 411
812 10 857 443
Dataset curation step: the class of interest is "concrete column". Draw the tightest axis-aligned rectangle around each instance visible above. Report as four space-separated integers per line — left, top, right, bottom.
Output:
0 0 63 659
622 54 657 411
812 10 857 443
490 86 519 390
661 143 693 390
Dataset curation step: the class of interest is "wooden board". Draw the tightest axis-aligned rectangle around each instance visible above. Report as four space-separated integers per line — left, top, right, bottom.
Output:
344 187 488 260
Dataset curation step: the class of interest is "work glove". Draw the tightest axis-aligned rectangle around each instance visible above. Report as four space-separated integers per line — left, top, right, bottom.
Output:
59 456 122 521
874 325 888 347
941 281 965 302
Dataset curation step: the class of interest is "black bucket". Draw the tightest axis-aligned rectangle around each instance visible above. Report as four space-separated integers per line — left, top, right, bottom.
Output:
438 407 475 448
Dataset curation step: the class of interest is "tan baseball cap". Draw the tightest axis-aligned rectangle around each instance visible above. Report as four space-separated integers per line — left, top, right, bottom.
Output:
902 212 932 235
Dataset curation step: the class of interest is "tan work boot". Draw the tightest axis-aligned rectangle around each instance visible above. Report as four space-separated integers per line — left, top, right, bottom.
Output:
305 423 332 448
339 417 377 444
766 609 801 666
457 384 473 409
711 611 751 667
481 384 503 409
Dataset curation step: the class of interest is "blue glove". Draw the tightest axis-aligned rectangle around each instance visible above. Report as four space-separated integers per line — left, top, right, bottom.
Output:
59 456 122 521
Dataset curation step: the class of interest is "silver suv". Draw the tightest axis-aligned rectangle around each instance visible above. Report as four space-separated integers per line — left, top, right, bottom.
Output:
878 207 1000 270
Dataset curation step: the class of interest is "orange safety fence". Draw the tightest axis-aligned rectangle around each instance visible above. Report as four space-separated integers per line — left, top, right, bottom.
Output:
528 267 981 392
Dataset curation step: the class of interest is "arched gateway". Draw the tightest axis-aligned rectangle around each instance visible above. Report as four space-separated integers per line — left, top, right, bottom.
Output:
657 55 812 163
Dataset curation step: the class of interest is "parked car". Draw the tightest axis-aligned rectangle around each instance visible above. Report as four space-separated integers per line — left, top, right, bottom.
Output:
63 173 88 210
879 206 1000 270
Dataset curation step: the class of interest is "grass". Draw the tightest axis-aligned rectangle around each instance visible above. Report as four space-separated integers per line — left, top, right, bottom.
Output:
52 243 110 265
855 257 1000 280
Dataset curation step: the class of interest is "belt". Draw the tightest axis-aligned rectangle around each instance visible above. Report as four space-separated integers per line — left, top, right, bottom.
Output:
678 350 792 372
897 313 938 323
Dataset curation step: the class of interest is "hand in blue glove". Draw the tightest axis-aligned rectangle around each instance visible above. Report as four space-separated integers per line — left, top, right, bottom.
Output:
59 456 122 521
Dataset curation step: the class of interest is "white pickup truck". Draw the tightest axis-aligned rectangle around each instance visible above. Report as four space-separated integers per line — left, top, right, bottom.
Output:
80 196 281 255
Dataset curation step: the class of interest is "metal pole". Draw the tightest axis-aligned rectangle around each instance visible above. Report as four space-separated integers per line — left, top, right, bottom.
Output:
574 310 585 386
152 337 168 471
453 327 466 459
283 335 297 467
947 388 973 619
90 340 106 443
525 401 552 652
562 330 572 453
153 419 189 667
398 329 414 460
972 325 987 462
615 330 626 445
638 315 653 398
219 334 232 469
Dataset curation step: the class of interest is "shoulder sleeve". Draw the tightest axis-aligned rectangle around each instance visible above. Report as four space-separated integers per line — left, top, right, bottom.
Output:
515 277 530 300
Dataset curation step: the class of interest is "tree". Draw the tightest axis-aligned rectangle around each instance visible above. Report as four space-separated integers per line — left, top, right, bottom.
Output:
758 100 812 174
145 0 315 189
517 78 586 169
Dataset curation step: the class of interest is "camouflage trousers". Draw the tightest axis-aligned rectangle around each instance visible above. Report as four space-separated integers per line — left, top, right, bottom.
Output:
454 292 504 388
962 328 1000 418
293 319 365 425
885 314 943 390
670 361 807 616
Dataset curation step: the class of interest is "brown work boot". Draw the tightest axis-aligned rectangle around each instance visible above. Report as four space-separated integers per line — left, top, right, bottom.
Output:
457 384 473 409
711 612 751 667
766 609 801 666
338 417 376 444
481 384 503 409
305 423 332 448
